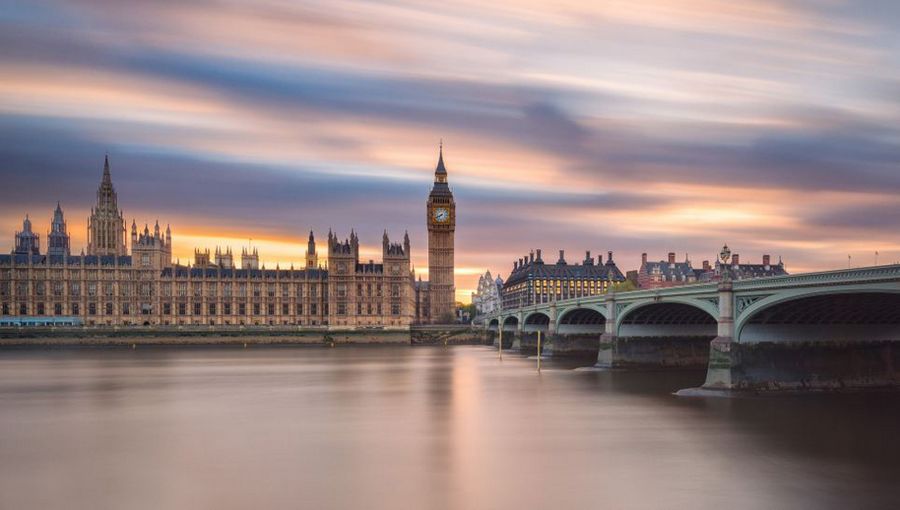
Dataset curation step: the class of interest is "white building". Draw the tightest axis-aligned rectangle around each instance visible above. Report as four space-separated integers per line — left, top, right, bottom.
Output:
472 270 503 315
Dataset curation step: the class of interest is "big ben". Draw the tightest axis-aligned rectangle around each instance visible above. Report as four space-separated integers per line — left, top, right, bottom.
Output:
426 143 456 323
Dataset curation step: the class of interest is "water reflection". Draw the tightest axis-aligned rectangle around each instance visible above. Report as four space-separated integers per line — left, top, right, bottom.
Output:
0 345 898 510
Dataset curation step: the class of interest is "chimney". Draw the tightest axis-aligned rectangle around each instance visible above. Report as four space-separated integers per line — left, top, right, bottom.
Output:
763 254 770 268
607 251 613 263
585 250 591 265
668 252 675 264
732 254 740 266
703 260 710 271
598 253 603 264
557 250 566 265
641 253 648 265
536 249 543 263
530 251 534 263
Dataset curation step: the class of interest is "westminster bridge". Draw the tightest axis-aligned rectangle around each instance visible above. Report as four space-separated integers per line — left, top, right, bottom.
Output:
477 264 900 392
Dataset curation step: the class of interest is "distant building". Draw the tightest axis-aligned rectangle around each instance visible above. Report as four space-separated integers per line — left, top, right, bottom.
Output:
636 251 788 289
0 150 456 328
502 249 625 309
636 252 699 289
472 270 503 315
697 253 787 282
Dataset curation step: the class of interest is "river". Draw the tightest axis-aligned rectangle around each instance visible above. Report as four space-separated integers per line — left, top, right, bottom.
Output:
1 345 898 509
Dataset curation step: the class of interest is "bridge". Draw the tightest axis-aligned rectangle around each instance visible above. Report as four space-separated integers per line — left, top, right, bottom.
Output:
478 265 900 392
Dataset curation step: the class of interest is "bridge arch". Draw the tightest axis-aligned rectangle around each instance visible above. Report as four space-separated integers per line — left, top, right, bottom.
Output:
557 306 607 334
487 318 500 332
501 315 519 332
523 311 551 332
615 298 718 338
736 287 900 343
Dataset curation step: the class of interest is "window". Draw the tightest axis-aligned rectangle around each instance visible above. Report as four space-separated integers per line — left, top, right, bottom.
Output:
310 303 317 315
87 282 97 297
356 303 362 315
282 303 289 315
253 304 260 315
224 303 231 315
391 304 400 316
296 303 303 315
54 303 63 315
105 303 113 315
239 303 246 315
193 303 201 315
178 303 186 315
122 303 130 315
71 303 79 315
88 303 96 315
337 303 346 315
163 303 171 315
1 303 8 315
37 303 45 315
267 304 274 316
208 303 216 315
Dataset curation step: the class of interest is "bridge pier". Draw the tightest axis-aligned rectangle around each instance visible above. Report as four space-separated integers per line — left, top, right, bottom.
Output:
699 340 900 392
595 334 712 369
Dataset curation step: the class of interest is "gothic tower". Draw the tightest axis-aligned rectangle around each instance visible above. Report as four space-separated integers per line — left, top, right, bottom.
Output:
87 155 127 256
306 230 318 269
426 143 456 323
47 202 70 257
14 215 40 255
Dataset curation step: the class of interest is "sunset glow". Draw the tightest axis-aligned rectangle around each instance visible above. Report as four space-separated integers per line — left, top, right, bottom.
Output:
2 0 899 303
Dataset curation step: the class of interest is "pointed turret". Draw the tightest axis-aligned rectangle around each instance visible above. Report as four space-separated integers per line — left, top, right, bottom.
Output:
434 140 447 183
102 154 111 185
88 154 126 256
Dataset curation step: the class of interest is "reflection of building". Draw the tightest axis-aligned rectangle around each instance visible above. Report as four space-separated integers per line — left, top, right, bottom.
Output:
472 270 502 315
0 150 453 327
636 252 788 289
502 249 625 309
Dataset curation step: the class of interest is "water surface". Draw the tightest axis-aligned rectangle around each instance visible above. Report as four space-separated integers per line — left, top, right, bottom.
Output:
1 345 898 509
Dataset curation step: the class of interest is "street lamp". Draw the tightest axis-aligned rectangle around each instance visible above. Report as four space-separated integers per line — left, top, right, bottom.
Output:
719 244 732 282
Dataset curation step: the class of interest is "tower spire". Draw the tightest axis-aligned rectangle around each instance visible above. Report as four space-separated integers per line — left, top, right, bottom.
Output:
102 154 111 184
434 140 447 183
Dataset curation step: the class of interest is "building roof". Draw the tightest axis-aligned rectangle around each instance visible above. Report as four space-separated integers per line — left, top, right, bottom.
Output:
641 261 696 281
504 255 625 288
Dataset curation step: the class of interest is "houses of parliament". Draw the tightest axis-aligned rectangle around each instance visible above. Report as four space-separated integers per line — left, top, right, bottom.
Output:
0 149 457 327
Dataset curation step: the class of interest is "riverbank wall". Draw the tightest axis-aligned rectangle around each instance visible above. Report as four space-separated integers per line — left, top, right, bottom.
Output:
0 325 486 347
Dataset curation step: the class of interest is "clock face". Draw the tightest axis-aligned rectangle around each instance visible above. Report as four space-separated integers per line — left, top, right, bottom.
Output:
433 207 449 223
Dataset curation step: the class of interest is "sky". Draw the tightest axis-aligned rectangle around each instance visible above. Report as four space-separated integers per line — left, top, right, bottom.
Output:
1 0 899 302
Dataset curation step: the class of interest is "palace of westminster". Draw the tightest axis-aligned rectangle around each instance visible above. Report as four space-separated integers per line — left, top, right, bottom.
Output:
0 150 457 327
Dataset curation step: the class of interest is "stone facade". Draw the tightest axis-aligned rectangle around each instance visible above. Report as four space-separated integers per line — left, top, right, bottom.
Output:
502 249 625 309
472 270 502 315
424 143 456 323
1 153 450 328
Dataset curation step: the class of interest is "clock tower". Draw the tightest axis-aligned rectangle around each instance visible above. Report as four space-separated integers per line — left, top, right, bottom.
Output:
426 143 456 323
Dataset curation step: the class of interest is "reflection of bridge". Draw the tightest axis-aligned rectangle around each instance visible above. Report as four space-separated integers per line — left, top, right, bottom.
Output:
479 265 900 392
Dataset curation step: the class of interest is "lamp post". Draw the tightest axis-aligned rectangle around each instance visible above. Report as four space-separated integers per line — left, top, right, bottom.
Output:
719 244 732 282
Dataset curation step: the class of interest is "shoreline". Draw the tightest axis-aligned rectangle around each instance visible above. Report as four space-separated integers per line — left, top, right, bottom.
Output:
0 325 488 347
